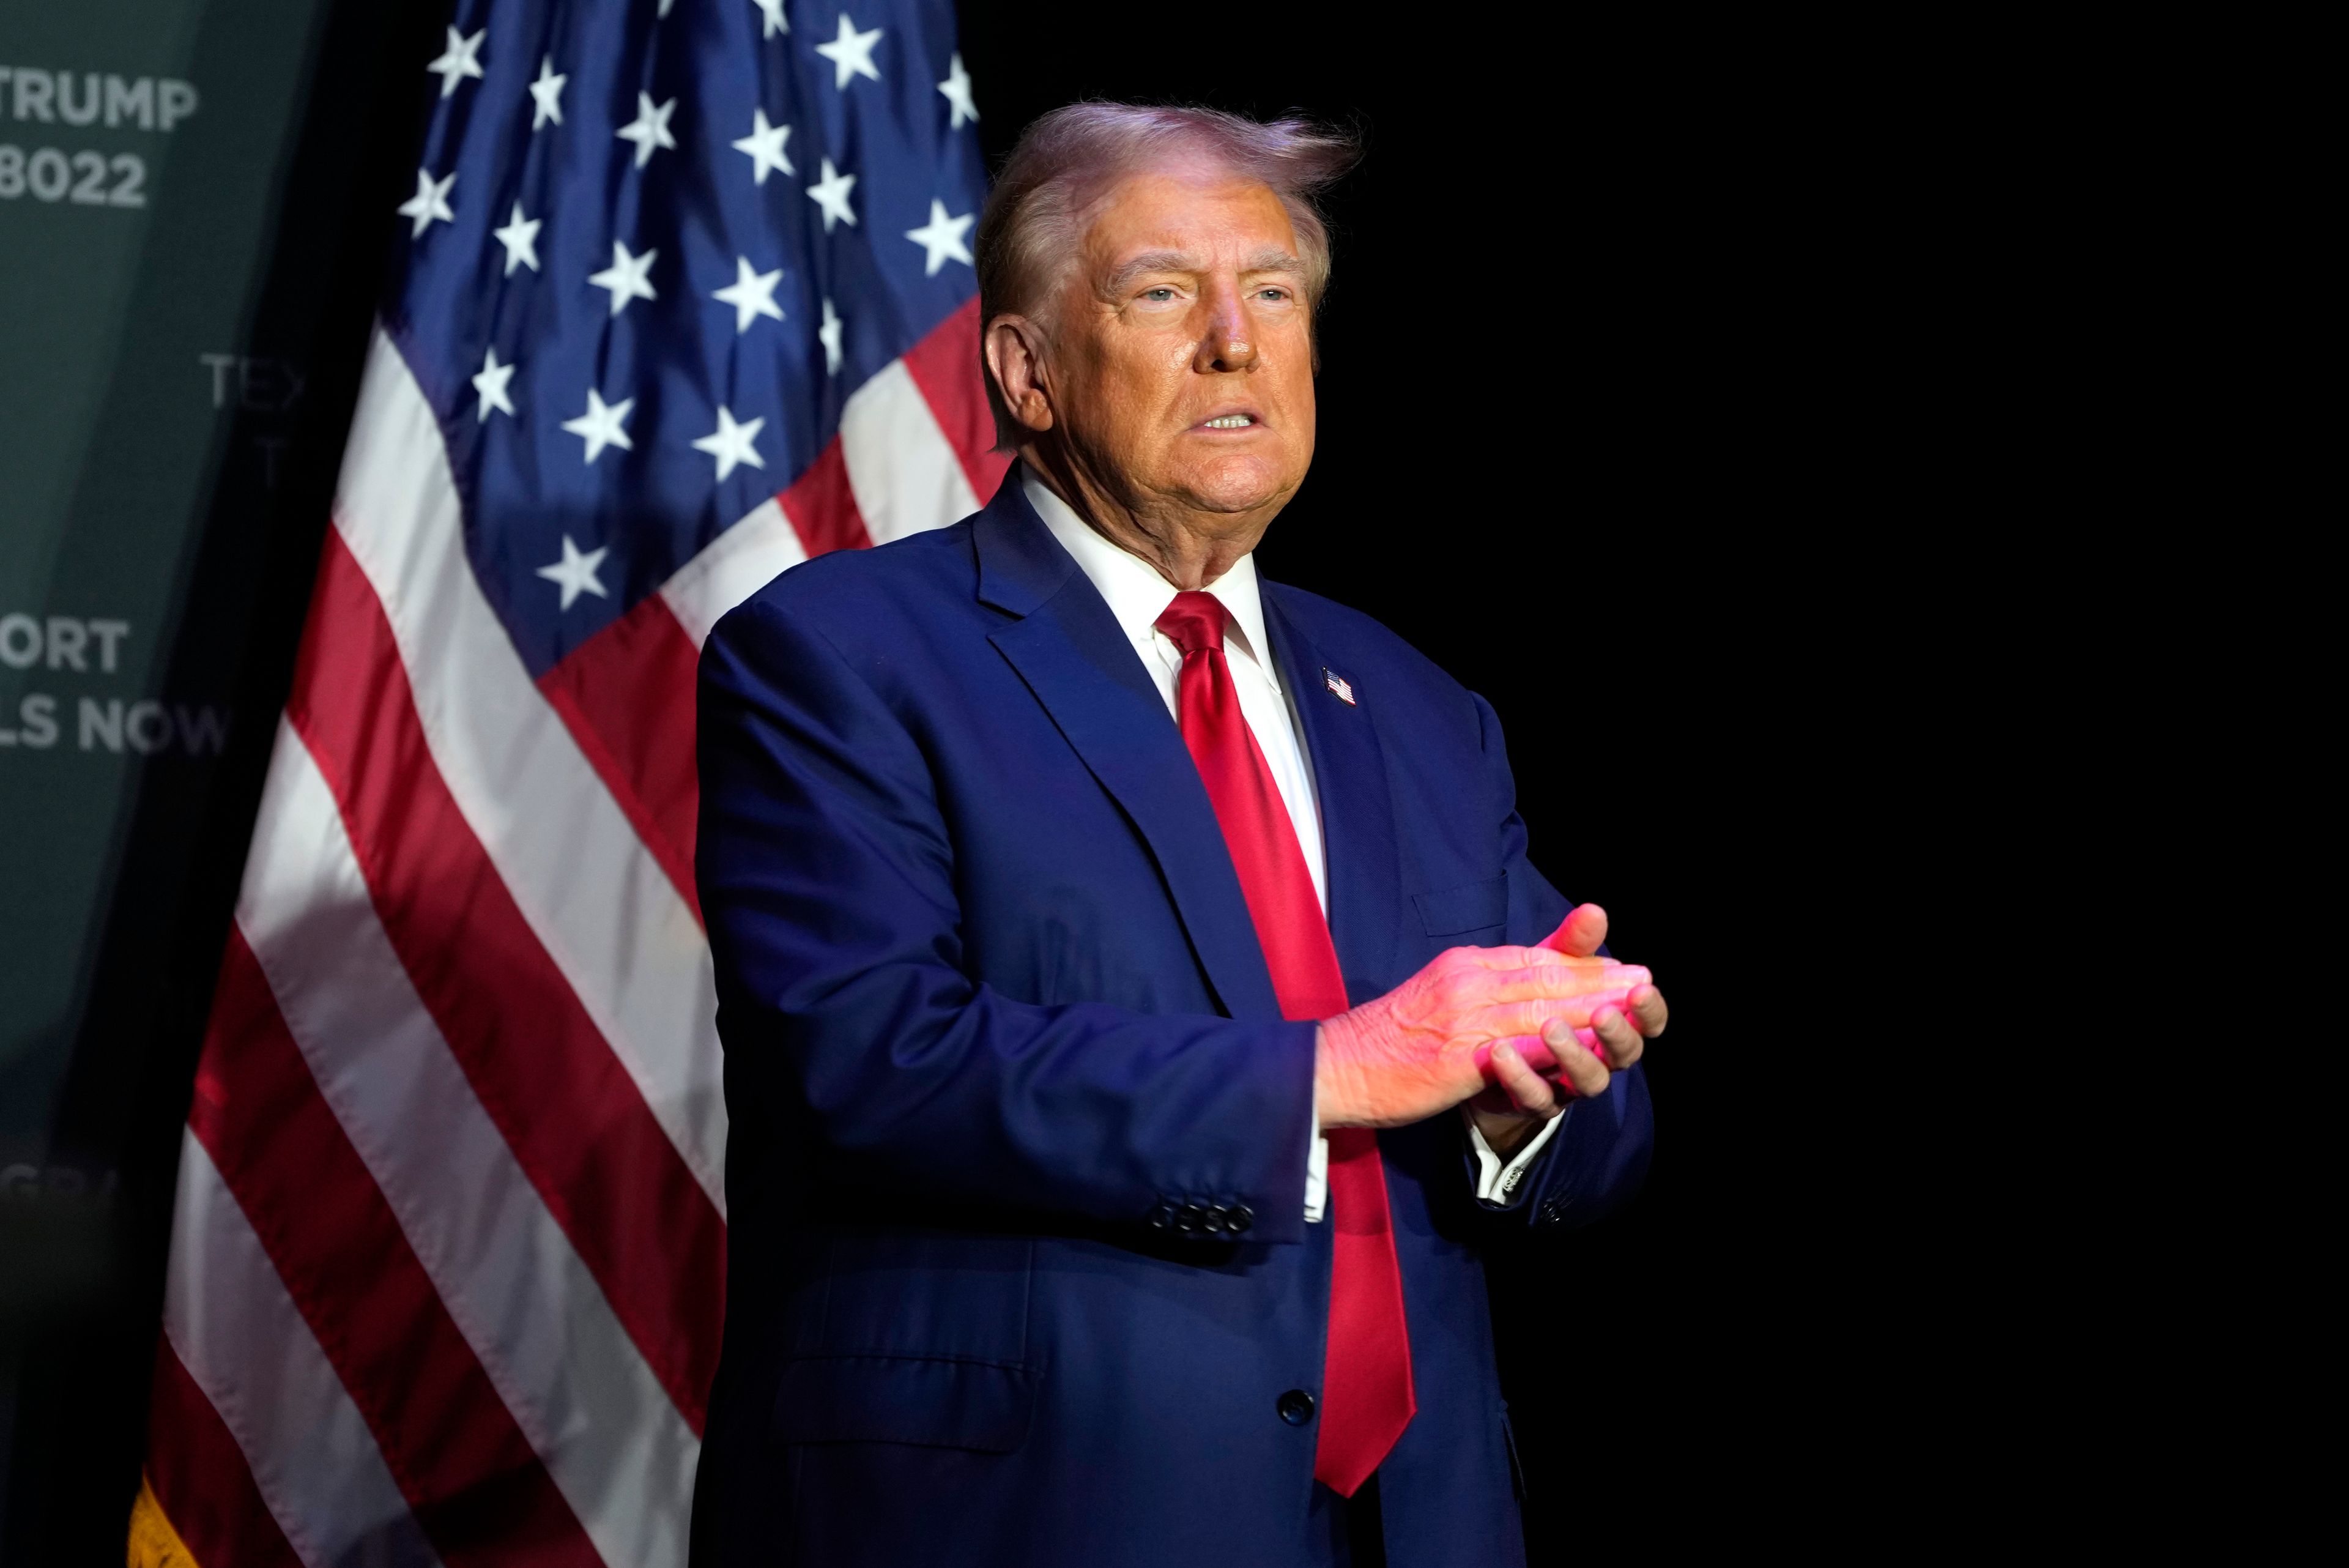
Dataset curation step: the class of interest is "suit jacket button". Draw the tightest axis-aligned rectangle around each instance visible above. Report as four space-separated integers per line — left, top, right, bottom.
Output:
1175 1203 1204 1233
1277 1389 1316 1426
1226 1204 1253 1235
1203 1204 1230 1234
1148 1203 1174 1230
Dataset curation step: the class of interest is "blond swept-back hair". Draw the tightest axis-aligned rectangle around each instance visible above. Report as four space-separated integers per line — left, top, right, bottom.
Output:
974 102 1359 450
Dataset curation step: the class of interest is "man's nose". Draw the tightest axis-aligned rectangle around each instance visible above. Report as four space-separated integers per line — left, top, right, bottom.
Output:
1193 281 1258 373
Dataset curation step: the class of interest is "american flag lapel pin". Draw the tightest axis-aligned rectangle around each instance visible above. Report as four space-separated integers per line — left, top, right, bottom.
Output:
1323 668 1356 705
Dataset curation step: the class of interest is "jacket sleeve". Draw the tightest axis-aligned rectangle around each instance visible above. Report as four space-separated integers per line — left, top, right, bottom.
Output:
1453 693 1655 1232
697 594 1319 1243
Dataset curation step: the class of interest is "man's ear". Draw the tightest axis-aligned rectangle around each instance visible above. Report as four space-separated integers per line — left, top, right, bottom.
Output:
982 315 1055 436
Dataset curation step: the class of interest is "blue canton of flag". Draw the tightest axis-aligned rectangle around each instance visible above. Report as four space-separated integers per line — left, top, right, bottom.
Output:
393 0 990 677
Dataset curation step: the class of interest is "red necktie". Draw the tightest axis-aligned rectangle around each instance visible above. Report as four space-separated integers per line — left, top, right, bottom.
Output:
1153 590 1415 1497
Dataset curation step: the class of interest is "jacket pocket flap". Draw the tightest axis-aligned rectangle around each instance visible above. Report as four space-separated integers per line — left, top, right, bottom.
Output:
1412 875 1508 936
773 1355 1039 1452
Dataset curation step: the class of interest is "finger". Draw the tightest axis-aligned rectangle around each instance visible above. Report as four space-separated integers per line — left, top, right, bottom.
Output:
1463 961 1653 1006
1488 1039 1562 1119
1543 1017 1611 1099
1629 984 1669 1039
1462 943 1631 976
1468 994 1638 1043
1474 1036 1557 1084
1590 1005 1644 1070
1485 1033 1557 1075
1508 1025 1601 1078
1538 904 1609 959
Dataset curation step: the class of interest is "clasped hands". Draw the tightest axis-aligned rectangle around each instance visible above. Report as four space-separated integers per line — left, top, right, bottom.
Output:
1315 904 1666 1160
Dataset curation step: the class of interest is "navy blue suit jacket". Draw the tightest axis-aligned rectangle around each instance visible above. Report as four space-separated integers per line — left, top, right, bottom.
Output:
689 474 1653 1567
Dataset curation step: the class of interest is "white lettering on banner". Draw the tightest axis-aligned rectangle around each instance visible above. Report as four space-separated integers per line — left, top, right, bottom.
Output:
0 65 188 209
255 435 288 489
106 76 152 129
127 700 173 753
75 699 232 755
78 697 120 751
0 614 131 671
174 704 231 753
0 1163 117 1200
0 614 228 756
195 357 307 484
0 144 146 206
0 694 61 748
199 354 306 412
0 613 37 667
46 617 89 671
0 68 196 130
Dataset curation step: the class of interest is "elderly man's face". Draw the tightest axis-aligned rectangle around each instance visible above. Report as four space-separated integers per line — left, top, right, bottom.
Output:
1050 172 1316 523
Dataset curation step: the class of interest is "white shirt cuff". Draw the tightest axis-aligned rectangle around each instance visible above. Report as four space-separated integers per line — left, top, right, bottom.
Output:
1464 1108 1564 1206
1305 1107 1327 1223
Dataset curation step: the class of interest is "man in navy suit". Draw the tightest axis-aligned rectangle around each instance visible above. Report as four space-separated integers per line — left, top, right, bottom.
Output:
691 104 1667 1567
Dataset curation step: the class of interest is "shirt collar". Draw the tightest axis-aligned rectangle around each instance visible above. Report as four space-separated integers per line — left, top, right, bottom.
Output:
1022 465 1276 680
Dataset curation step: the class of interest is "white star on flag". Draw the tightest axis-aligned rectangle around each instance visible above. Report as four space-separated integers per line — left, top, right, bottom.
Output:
560 388 635 463
905 199 975 276
529 58 566 130
937 53 978 129
751 0 790 38
713 258 786 333
815 15 885 89
426 26 486 99
692 406 768 481
806 158 858 231
472 346 518 422
492 203 542 275
818 297 844 375
398 168 456 238
588 240 659 316
731 110 795 184
615 92 679 169
535 535 611 609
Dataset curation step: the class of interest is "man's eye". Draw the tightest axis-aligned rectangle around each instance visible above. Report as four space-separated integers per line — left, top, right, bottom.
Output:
1256 288 1291 302
1142 287 1176 302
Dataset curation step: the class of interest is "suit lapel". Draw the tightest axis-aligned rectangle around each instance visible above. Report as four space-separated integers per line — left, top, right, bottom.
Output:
1264 588 1402 1006
976 478 1283 1022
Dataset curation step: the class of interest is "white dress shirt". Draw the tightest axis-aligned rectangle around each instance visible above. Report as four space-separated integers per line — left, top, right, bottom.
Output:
1023 469 1560 1217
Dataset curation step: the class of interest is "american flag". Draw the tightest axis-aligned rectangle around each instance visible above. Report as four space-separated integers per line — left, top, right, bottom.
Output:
130 1 1000 1561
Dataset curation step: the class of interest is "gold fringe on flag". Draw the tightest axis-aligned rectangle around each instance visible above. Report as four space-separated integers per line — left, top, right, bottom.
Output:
125 1474 201 1568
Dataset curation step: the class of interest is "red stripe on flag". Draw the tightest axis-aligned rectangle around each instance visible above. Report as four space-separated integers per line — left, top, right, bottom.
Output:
779 435 872 557
187 931 600 1567
900 295 1014 504
289 526 723 1432
538 594 703 924
143 1333 303 1568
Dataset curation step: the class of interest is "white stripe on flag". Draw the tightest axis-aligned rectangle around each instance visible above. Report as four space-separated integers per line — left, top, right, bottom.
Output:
238 718 698 1568
162 1132 442 1568
839 357 984 544
659 496 809 650
330 327 727 1213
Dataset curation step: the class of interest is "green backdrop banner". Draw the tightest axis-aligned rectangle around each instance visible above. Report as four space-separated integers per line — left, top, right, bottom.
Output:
1 2 447 1553
2 0 325 1192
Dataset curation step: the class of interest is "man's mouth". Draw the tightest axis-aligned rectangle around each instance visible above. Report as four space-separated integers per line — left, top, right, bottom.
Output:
1200 414 1255 429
